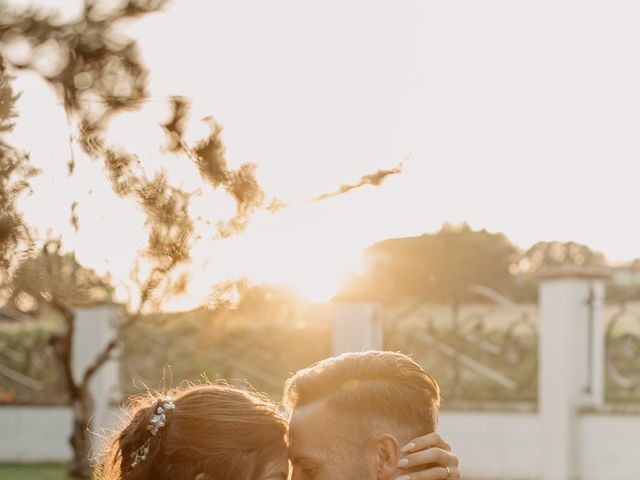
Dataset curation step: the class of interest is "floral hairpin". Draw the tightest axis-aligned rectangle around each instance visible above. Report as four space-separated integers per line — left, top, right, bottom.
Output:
131 395 176 468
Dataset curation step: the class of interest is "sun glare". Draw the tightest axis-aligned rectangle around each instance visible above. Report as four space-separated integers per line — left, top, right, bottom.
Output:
184 204 366 308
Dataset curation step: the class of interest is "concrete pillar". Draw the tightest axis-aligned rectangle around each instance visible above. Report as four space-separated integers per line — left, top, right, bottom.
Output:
333 300 382 355
537 267 609 480
73 303 122 448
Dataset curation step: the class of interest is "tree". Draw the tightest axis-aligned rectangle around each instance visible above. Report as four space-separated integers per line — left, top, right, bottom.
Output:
0 57 38 291
0 1 398 476
0 1 264 476
361 223 520 302
9 239 114 315
517 240 607 275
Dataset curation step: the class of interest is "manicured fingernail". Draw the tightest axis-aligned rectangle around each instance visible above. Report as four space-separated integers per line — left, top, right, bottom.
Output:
395 476 411 480
397 457 409 467
400 442 415 453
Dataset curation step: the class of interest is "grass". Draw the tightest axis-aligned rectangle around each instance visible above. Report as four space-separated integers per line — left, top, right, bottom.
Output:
0 464 70 480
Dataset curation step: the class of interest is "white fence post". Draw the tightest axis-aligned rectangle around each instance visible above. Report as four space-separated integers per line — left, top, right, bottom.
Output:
332 299 382 355
537 267 609 480
73 303 122 448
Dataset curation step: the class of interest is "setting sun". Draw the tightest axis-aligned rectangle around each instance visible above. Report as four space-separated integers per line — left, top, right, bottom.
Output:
8 0 640 314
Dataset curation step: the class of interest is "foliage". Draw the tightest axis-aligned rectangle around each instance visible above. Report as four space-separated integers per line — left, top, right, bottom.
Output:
0 290 333 405
517 240 607 274
0 0 168 141
353 225 618 304
0 3 204 475
363 223 519 303
0 318 67 404
122 291 332 400
8 240 114 314
0 58 38 286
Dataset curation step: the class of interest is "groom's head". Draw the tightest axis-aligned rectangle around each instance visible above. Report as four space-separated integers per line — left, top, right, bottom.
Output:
284 351 440 480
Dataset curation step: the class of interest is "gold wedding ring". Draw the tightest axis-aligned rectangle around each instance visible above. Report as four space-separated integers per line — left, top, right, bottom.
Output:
443 465 452 479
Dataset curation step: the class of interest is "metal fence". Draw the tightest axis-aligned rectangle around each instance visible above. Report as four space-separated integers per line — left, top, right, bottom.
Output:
0 322 68 404
386 285 640 404
2 292 640 405
605 300 640 401
385 286 538 403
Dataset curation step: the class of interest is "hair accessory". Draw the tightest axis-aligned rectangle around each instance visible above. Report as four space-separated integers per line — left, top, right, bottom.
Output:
131 439 150 468
131 395 176 468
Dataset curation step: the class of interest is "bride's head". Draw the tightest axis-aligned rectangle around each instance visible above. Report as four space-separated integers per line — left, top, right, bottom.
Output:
100 384 289 480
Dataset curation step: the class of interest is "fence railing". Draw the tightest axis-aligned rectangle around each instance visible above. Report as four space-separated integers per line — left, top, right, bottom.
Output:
0 322 67 404
605 300 640 401
385 286 538 402
3 293 640 406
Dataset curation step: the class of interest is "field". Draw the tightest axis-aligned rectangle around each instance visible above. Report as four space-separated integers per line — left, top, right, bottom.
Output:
0 464 69 480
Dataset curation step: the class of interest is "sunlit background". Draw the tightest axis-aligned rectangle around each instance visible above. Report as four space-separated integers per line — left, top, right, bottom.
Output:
7 0 640 308
2 2 640 479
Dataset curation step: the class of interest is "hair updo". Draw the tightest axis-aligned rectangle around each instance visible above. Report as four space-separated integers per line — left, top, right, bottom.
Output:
98 384 288 480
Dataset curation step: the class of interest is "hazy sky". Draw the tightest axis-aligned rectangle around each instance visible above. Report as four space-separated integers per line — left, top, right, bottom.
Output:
7 0 640 305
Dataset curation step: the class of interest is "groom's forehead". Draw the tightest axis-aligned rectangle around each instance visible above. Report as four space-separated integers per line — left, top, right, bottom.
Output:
289 400 332 439
288 401 339 457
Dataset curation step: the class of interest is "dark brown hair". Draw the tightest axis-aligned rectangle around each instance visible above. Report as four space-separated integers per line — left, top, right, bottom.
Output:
99 384 288 480
284 351 440 437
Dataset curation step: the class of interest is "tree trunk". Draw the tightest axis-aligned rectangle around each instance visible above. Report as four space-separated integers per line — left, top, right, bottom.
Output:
68 388 95 479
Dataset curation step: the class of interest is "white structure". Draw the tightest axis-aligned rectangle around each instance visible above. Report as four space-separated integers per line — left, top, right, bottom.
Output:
332 300 382 355
2 272 640 479
0 407 74 462
0 303 121 462
74 304 122 440
438 405 640 480
331 267 640 480
537 268 608 480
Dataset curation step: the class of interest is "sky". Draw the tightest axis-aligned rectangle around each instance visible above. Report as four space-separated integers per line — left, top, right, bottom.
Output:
6 0 640 306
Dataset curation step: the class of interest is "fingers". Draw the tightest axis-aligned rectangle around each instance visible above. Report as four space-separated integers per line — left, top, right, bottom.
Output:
401 432 452 454
395 465 461 480
396 432 461 480
398 447 459 470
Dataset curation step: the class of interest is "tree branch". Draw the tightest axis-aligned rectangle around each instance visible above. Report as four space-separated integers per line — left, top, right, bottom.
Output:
79 263 175 390
49 295 79 398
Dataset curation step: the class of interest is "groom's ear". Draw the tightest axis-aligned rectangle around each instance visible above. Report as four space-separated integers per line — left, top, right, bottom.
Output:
194 474 209 480
369 433 401 480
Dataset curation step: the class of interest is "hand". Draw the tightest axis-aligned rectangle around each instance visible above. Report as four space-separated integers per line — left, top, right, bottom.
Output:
394 432 461 480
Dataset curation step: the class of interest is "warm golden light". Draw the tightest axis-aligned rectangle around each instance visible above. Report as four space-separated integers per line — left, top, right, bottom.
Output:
8 0 640 312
